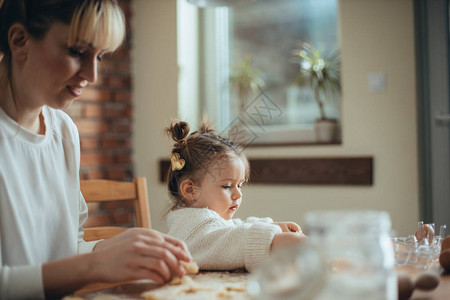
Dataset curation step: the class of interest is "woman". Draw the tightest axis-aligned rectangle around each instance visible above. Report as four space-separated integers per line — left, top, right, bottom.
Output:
0 1 191 299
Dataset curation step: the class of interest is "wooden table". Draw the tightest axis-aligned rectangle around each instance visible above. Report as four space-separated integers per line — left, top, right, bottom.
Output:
67 266 450 300
412 275 450 299
68 271 250 300
398 263 450 300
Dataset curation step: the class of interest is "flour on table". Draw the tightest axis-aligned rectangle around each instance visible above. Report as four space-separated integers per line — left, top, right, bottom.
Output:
141 272 250 300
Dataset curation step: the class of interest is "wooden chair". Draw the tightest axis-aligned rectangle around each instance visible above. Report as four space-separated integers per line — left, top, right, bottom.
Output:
81 177 151 241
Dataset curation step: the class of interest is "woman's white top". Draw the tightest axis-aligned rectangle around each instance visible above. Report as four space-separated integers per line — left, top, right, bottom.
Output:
167 207 282 272
0 106 97 299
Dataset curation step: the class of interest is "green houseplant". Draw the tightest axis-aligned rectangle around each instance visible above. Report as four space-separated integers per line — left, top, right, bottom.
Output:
292 42 341 142
230 55 265 114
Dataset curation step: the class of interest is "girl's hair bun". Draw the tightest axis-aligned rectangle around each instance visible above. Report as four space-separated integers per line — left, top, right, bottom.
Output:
167 121 190 148
198 119 215 134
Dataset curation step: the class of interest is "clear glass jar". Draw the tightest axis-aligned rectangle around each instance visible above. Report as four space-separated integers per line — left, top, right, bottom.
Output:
247 242 326 300
304 210 397 300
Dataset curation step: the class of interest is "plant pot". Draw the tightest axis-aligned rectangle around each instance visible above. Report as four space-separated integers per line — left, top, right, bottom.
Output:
315 119 338 143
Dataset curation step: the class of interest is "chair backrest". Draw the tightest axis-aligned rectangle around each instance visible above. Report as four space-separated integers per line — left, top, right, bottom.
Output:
81 177 151 241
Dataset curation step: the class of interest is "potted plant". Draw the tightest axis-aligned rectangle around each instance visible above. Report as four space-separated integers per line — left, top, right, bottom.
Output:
230 55 265 116
292 42 341 142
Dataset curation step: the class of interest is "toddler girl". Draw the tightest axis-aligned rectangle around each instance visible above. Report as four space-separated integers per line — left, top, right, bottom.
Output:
165 120 305 271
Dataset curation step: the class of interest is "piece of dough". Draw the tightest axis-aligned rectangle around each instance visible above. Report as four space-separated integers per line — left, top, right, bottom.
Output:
141 293 161 300
169 261 199 285
181 260 199 274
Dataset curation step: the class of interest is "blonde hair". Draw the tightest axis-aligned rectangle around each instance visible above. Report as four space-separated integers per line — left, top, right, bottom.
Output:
69 0 125 52
0 0 125 86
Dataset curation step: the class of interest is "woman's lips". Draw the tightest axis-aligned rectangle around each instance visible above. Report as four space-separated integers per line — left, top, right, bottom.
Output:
229 205 238 211
67 85 84 97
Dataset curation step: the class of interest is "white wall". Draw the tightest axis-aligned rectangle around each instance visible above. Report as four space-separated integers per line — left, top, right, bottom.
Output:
132 0 178 229
177 0 200 125
133 0 419 236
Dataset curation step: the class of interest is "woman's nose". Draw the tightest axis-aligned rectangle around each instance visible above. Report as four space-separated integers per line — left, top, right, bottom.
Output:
79 57 98 83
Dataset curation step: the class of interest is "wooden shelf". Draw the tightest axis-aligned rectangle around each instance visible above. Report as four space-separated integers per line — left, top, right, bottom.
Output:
159 156 373 185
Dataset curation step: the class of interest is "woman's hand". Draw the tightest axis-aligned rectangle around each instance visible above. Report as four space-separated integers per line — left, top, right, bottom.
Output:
42 228 191 297
91 228 192 285
273 222 303 234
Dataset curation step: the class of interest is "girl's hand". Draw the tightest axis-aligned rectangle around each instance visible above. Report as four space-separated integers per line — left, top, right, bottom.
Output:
270 232 306 252
273 222 304 234
91 228 192 285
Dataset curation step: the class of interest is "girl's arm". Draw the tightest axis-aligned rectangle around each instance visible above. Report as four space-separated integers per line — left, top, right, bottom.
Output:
243 216 275 224
273 222 304 233
270 232 306 253
186 219 282 271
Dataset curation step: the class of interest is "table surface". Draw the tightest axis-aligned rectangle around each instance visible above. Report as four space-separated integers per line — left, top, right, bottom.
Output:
70 271 250 300
67 265 450 300
399 264 450 300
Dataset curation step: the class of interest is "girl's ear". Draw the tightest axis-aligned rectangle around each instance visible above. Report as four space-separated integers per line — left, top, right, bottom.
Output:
8 23 30 61
179 179 200 203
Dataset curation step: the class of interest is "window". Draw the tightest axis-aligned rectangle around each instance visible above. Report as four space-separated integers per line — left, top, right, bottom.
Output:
191 0 341 145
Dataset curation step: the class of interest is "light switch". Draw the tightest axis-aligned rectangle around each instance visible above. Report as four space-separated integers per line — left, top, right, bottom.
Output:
368 72 387 93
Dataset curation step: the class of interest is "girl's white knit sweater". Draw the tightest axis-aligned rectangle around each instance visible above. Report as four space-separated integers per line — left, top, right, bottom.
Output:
167 207 282 271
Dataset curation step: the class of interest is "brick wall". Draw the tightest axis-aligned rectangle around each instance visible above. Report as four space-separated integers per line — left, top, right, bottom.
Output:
65 0 134 227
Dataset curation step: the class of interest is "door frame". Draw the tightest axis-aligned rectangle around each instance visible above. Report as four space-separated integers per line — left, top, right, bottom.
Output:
415 0 450 228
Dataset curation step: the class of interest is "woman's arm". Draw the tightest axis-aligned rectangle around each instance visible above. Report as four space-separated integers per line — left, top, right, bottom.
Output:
42 228 191 298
